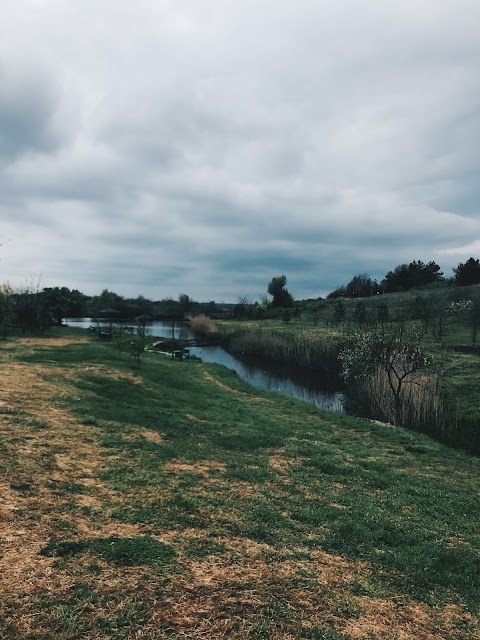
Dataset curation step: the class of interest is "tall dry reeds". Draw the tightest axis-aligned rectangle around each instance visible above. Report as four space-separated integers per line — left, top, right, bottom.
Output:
224 330 344 377
344 366 451 440
187 314 218 336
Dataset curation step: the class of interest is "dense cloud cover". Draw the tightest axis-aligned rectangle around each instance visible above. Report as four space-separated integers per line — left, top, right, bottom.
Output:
1 0 480 300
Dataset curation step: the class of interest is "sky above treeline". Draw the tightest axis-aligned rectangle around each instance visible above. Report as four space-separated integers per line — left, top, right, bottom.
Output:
1 1 480 302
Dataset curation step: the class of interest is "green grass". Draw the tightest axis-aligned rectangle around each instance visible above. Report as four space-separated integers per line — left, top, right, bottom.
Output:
38 331 480 604
1 328 479 638
40 536 176 567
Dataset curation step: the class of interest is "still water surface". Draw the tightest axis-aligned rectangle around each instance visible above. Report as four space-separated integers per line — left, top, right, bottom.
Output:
67 318 344 413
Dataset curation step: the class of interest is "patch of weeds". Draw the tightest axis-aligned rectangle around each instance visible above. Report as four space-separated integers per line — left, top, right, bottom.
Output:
333 597 363 619
10 482 33 493
12 414 49 430
356 460 398 490
234 498 292 544
349 579 391 599
290 501 330 527
40 536 176 567
263 596 296 623
183 539 227 558
213 430 284 451
225 464 274 482
46 480 85 495
112 494 208 529
304 454 343 476
0 407 17 416
52 518 77 532
393 542 480 604
250 622 271 637
176 471 204 489
161 493 208 528
53 604 82 633
81 416 99 426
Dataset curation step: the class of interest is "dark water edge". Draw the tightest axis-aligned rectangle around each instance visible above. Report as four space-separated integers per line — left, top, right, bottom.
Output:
67 318 345 413
188 345 345 413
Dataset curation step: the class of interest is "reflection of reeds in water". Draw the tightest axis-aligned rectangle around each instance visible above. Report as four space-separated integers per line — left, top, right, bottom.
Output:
346 367 451 440
225 330 344 376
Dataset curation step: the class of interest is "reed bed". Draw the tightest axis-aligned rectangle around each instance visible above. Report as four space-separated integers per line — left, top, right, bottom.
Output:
343 366 460 445
187 314 218 336
224 329 344 377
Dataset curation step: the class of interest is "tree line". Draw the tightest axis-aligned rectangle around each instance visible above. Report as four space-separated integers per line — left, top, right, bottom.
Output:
327 257 480 298
0 281 221 337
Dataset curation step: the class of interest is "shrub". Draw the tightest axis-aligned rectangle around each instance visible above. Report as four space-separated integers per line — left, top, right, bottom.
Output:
187 314 218 336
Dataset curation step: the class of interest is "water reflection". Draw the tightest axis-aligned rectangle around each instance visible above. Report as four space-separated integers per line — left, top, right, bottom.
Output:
189 345 344 413
67 318 344 413
67 318 189 339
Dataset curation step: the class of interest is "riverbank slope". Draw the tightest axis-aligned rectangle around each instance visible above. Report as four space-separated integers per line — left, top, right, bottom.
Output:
0 330 479 639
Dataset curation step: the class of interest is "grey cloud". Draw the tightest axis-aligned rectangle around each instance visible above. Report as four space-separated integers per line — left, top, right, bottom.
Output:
0 64 60 161
1 1 480 301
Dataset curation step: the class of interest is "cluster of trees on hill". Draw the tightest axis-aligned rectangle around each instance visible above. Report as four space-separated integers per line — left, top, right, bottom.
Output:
328 257 480 298
453 257 480 286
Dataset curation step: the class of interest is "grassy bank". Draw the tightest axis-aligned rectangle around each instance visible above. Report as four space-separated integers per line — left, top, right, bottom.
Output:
209 311 480 455
0 330 479 639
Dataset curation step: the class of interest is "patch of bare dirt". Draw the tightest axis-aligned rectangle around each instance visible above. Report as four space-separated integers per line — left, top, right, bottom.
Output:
268 455 296 474
140 428 164 443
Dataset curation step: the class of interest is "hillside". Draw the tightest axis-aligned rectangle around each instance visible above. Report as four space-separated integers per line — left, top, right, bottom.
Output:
0 330 479 639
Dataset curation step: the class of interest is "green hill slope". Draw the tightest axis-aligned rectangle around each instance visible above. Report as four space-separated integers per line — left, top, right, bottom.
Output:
0 330 479 639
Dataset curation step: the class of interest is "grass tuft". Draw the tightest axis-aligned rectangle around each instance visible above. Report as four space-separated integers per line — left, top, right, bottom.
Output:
40 536 176 566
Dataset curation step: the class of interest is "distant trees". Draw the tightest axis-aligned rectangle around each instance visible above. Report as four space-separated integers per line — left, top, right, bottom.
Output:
454 257 480 286
0 283 14 338
383 260 443 293
328 261 445 299
178 293 192 315
234 296 253 319
345 274 378 297
43 287 88 324
327 274 378 299
14 279 50 332
267 275 294 308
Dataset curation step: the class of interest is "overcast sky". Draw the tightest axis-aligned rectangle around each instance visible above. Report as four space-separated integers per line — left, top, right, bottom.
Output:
1 0 479 302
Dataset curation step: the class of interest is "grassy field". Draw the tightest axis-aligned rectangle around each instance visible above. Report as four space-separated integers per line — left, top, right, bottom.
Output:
0 329 479 639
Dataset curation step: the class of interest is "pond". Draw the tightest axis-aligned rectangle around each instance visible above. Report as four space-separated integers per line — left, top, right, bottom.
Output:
67 318 345 413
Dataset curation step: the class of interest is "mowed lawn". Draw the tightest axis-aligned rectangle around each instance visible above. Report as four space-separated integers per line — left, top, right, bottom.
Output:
0 330 479 639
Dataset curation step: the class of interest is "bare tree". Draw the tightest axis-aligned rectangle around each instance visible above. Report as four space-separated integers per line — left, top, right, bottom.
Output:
340 322 441 425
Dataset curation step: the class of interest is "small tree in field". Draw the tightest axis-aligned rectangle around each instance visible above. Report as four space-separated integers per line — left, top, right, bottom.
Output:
451 299 480 346
339 323 440 426
0 283 15 339
332 300 346 325
267 275 294 308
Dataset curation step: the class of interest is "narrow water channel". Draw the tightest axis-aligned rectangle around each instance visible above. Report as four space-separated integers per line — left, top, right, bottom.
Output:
67 319 345 413
188 345 344 413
